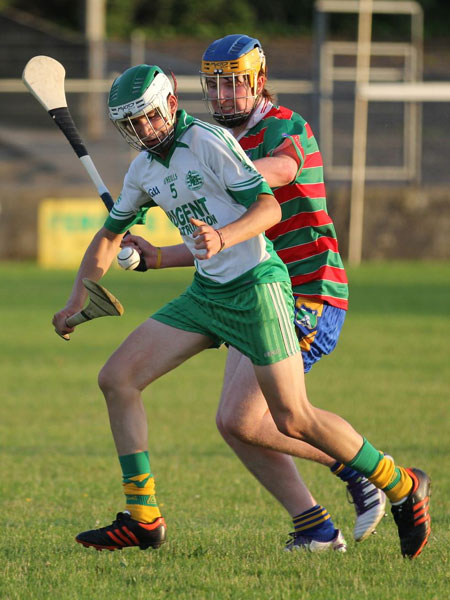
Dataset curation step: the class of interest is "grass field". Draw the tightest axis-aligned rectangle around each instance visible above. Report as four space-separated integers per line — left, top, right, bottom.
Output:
1 261 449 600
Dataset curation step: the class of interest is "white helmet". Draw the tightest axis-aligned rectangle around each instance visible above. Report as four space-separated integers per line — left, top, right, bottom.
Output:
108 64 176 155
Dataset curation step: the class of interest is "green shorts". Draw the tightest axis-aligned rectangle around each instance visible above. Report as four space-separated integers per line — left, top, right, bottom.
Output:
151 279 300 365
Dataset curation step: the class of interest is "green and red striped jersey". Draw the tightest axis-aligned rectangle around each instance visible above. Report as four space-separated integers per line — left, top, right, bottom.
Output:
237 102 348 310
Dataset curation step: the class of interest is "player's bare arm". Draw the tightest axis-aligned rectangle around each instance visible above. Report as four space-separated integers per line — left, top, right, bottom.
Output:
123 190 282 266
253 139 301 188
123 190 281 266
52 227 123 336
193 193 281 260
121 235 194 269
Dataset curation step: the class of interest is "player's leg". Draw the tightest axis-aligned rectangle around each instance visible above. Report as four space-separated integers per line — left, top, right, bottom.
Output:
294 297 386 541
218 346 385 541
76 318 213 552
253 352 361 461
218 347 346 552
254 354 431 558
98 318 211 454
218 346 331 463
234 281 429 558
216 281 358 461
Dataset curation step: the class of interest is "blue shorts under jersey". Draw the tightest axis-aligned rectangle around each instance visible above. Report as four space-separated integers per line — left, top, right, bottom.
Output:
293 296 346 373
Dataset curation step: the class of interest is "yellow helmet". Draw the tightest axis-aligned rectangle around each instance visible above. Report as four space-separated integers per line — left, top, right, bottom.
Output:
200 34 266 127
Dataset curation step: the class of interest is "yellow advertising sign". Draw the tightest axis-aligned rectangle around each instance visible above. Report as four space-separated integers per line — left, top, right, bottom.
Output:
38 199 182 268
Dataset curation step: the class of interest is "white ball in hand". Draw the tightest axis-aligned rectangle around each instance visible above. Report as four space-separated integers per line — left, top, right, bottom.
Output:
117 246 141 270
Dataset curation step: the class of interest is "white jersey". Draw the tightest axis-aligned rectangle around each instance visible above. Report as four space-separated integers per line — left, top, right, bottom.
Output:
105 110 276 284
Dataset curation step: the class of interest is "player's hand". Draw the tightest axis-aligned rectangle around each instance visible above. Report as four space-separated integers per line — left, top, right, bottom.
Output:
52 307 77 340
121 235 159 269
191 218 224 260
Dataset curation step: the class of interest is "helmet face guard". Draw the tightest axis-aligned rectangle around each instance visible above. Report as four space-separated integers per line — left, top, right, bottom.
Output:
108 64 176 155
200 71 259 128
200 35 266 128
112 108 175 155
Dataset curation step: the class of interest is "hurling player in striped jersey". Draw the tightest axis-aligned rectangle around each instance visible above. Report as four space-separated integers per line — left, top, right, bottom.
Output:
196 34 428 555
116 52 430 558
198 33 384 551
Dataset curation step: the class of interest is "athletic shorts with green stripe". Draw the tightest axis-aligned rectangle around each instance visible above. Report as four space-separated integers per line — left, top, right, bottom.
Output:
151 277 300 366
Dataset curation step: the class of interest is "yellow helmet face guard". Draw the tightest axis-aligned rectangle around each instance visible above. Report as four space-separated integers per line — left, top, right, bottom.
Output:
200 47 266 127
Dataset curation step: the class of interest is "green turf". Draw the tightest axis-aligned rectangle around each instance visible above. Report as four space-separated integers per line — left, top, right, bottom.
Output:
0 261 449 600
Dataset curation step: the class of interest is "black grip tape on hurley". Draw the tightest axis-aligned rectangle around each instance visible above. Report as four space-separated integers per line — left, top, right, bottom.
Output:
48 107 88 159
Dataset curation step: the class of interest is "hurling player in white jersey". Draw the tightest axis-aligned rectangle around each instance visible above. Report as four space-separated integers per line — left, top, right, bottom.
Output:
53 64 304 551
53 64 430 560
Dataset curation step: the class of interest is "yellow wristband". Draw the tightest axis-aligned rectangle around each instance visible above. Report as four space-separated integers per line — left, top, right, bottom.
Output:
216 229 225 253
155 247 162 269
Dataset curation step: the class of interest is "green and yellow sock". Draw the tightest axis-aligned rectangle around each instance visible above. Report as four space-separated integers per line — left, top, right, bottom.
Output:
346 438 413 503
119 451 161 524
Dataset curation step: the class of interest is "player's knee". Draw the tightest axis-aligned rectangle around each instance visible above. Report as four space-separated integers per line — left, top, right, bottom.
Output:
272 411 307 440
216 410 253 444
98 365 111 395
215 412 227 437
216 412 240 440
98 362 121 396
